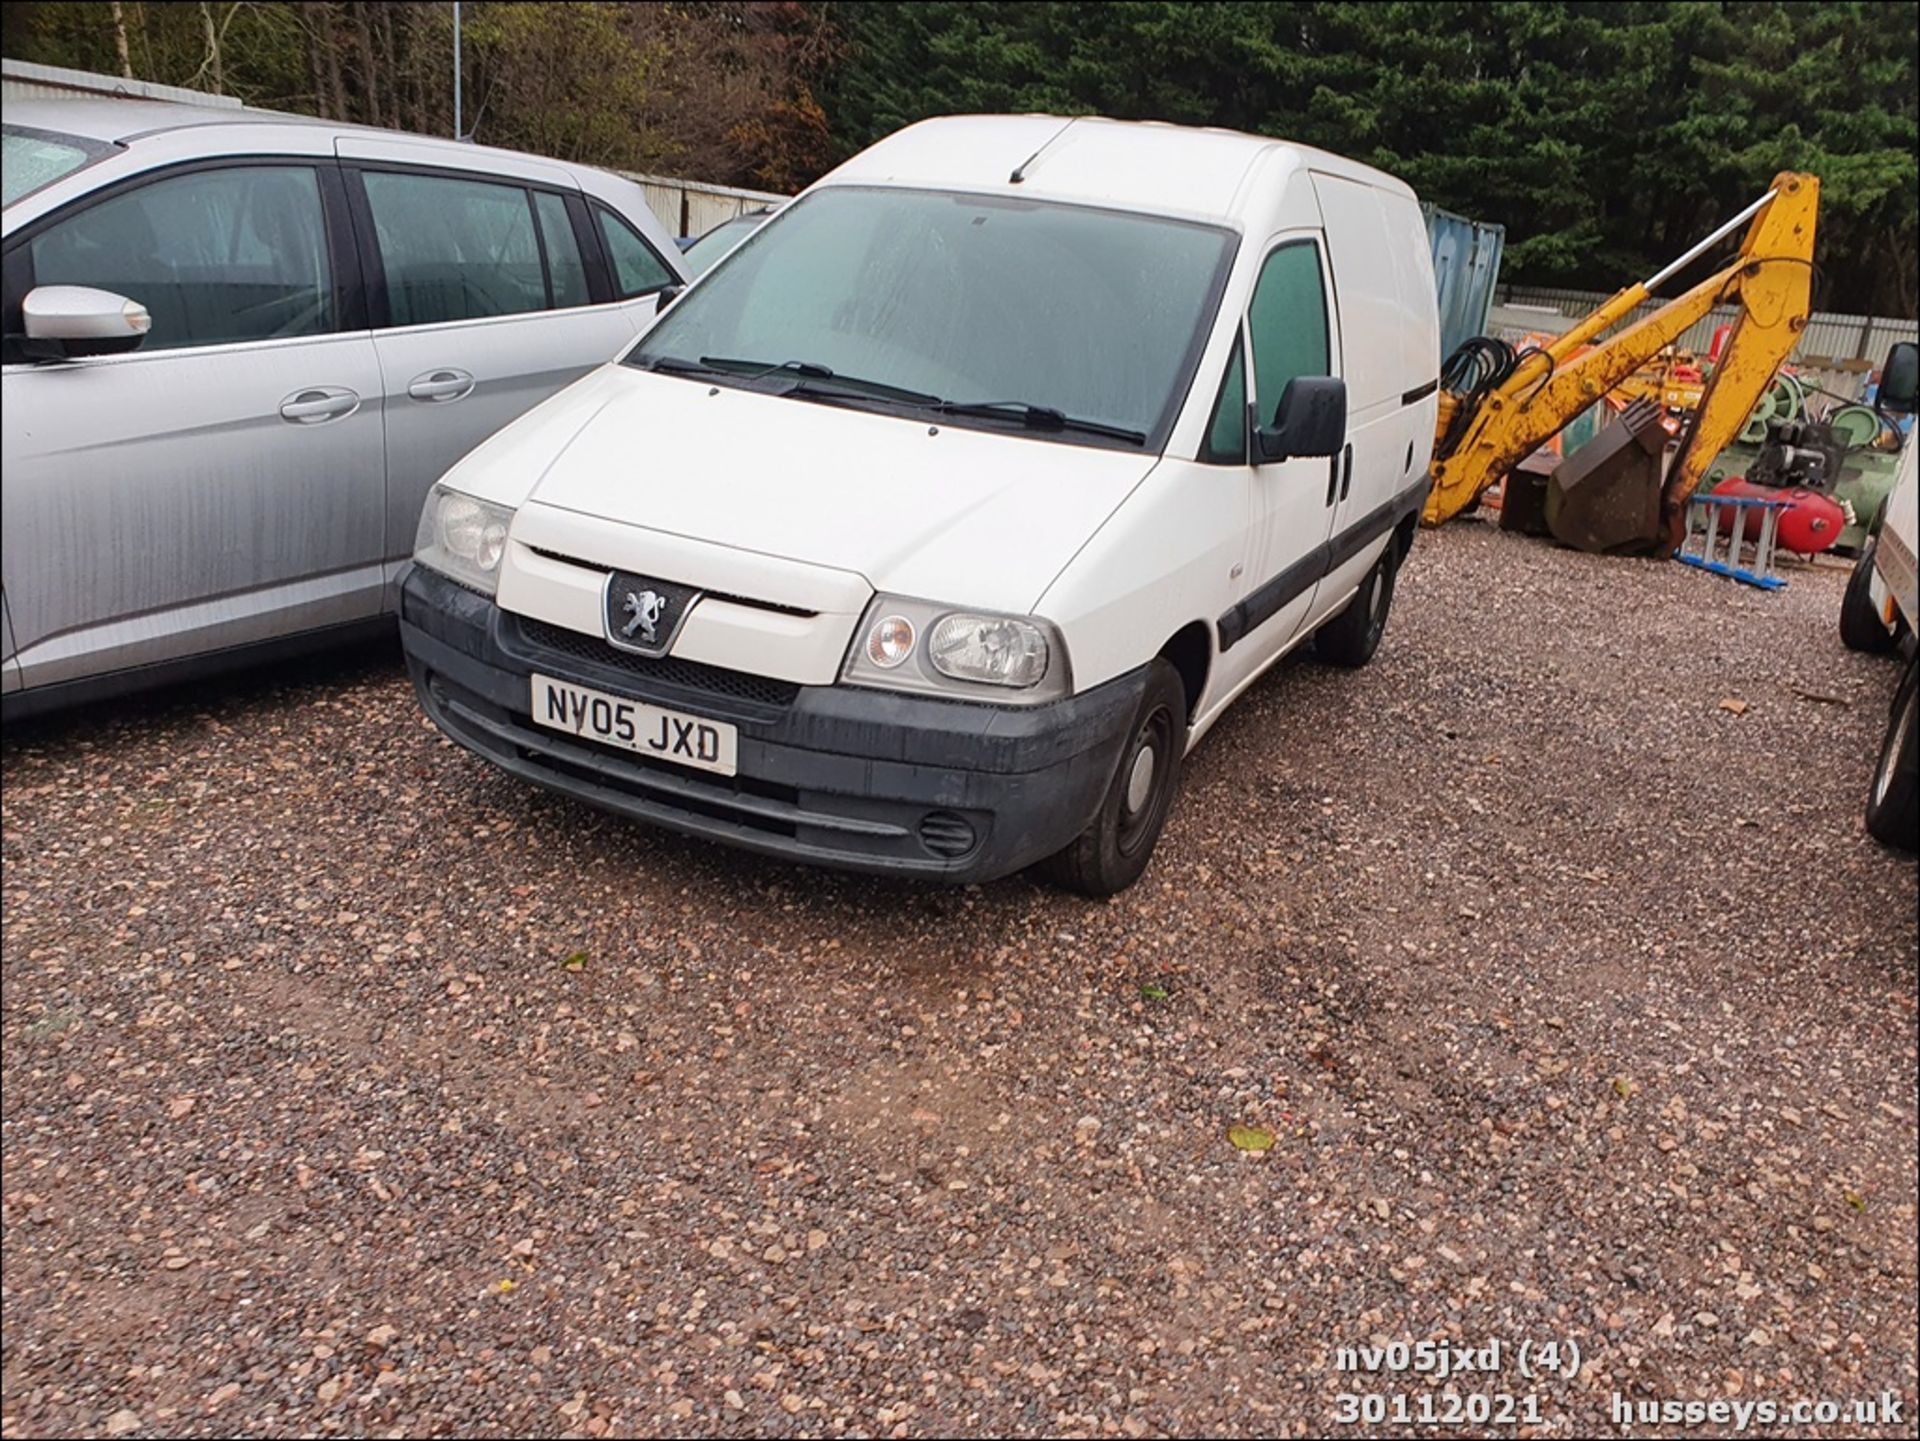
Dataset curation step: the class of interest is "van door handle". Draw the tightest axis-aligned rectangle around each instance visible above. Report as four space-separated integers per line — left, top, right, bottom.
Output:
1326 452 1340 507
1340 443 1354 501
278 386 360 424
407 368 475 403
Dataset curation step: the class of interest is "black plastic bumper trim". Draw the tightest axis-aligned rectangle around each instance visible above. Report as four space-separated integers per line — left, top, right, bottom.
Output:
440 692 909 839
399 565 1145 882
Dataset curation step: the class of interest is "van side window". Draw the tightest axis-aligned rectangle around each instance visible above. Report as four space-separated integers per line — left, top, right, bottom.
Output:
1198 328 1246 465
27 165 333 352
364 170 546 326
595 206 676 298
1247 241 1330 425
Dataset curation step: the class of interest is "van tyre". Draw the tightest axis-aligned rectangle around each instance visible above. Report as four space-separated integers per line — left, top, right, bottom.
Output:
1315 546 1398 668
1840 535 1897 654
1865 657 1918 850
1042 659 1187 896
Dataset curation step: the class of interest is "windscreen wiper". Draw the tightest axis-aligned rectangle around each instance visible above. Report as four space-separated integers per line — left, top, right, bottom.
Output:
934 399 1147 445
644 360 1145 443
638 354 729 378
699 356 942 406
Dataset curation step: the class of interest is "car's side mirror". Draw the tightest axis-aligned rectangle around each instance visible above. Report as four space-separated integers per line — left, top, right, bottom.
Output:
1253 375 1346 464
654 284 684 313
1880 341 1918 414
21 285 150 360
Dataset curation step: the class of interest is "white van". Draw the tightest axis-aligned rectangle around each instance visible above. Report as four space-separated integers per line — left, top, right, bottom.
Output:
399 115 1440 893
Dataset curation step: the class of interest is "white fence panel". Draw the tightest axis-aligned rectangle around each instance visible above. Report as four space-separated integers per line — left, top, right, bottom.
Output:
2 56 243 107
616 171 785 239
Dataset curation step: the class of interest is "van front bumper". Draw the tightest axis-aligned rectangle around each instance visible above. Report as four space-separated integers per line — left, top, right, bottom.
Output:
398 565 1143 882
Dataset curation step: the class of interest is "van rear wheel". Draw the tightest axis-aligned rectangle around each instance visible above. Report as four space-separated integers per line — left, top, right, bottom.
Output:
1041 659 1186 896
1315 546 1398 668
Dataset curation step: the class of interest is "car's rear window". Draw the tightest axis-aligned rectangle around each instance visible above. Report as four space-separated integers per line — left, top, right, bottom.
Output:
3 125 113 208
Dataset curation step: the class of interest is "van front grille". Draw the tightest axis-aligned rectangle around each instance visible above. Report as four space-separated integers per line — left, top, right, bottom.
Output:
512 616 801 711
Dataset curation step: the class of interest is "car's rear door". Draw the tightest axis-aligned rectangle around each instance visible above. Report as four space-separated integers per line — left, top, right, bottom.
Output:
335 139 680 601
0 157 384 693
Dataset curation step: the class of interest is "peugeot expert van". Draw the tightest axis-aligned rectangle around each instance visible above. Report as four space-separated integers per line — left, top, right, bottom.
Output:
399 115 1441 893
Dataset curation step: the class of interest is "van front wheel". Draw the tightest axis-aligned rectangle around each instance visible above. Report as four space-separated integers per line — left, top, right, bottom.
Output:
1315 546 1398 668
1041 660 1187 896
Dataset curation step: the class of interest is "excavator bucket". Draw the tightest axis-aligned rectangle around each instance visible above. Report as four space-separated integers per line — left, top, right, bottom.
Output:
1544 399 1668 553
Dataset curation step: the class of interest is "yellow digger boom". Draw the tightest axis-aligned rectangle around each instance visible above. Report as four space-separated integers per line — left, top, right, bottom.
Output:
1423 172 1819 550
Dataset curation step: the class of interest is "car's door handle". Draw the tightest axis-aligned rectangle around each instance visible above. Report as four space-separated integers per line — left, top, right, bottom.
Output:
278 387 360 424
1339 443 1354 501
407 368 475 403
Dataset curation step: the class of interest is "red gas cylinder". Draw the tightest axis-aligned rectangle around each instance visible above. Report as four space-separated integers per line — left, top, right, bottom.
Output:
1709 477 1846 555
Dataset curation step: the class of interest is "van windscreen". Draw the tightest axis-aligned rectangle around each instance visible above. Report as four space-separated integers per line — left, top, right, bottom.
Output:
629 186 1235 451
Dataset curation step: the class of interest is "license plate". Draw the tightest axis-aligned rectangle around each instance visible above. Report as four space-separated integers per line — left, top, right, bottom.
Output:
530 674 737 776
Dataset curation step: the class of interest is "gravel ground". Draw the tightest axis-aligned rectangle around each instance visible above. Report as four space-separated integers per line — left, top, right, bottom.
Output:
3 521 1915 1440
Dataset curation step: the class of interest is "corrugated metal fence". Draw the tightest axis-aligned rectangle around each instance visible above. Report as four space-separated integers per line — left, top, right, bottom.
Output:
1423 204 1505 361
1494 282 1918 365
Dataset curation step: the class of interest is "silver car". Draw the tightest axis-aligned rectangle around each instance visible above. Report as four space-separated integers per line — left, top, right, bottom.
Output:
1 98 688 718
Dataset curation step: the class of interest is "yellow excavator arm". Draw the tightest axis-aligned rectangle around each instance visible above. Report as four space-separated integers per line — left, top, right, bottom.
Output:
1423 172 1819 548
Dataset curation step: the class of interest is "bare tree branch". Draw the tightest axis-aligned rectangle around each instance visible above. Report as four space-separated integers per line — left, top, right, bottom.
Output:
109 0 134 79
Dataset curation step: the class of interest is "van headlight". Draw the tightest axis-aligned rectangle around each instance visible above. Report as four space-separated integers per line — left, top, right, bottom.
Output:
413 483 515 596
842 596 1069 704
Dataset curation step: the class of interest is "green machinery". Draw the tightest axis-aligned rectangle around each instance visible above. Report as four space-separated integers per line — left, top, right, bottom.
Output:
1700 374 1906 552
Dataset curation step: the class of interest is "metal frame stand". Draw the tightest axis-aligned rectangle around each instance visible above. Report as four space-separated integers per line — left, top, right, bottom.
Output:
1674 494 1789 591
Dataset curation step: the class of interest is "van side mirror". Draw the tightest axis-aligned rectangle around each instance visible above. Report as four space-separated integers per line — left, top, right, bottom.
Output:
654 284 684 313
21 285 150 360
1880 341 1918 414
1253 376 1346 464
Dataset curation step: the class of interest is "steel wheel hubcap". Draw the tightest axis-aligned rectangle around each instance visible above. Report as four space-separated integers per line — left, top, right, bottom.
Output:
1126 745 1157 814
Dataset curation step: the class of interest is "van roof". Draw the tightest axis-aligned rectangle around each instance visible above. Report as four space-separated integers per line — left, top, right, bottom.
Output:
817 114 1415 223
